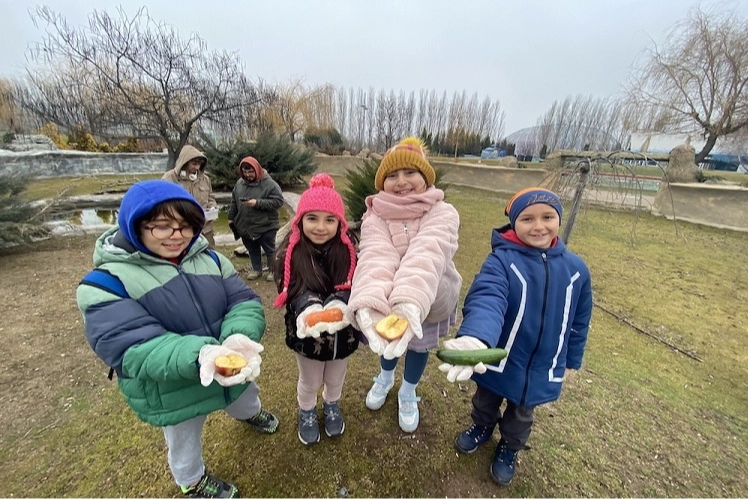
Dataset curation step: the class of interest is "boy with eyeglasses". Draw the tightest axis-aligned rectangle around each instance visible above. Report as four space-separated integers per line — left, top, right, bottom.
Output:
77 180 279 498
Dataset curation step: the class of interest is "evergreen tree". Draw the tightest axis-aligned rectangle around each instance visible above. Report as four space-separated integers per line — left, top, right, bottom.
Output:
203 131 317 190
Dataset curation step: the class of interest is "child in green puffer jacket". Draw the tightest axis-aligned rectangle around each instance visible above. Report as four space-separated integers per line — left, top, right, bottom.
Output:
77 180 279 498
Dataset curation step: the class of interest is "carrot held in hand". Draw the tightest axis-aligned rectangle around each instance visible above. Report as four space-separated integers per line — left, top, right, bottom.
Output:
306 308 344 327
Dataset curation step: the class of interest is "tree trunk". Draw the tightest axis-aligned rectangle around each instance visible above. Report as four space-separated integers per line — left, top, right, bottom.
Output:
166 148 177 170
695 133 718 164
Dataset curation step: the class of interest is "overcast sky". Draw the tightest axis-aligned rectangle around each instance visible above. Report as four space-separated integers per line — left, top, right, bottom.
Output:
1 0 746 135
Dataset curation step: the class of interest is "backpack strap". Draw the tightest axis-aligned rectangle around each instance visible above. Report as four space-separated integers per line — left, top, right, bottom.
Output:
79 269 128 381
79 269 129 299
205 249 221 271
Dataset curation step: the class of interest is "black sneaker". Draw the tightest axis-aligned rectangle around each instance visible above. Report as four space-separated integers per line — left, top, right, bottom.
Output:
181 472 238 498
455 423 495 454
490 440 519 486
298 408 320 445
323 401 345 437
243 408 279 434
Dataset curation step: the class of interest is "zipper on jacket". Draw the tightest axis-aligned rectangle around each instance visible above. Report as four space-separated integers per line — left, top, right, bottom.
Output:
178 265 213 335
520 251 549 406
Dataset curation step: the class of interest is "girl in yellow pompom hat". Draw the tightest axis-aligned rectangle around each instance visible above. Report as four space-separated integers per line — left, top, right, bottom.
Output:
346 136 462 433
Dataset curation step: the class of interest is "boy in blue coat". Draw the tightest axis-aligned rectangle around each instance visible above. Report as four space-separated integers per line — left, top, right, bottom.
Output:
438 187 593 486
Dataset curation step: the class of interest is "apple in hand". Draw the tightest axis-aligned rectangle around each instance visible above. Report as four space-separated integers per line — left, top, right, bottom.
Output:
214 354 247 377
375 314 409 340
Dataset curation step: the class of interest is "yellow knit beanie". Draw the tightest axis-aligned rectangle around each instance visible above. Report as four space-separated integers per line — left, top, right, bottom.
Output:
375 136 435 191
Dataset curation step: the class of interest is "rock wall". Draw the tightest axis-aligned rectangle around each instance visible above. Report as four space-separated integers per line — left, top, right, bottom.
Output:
651 182 748 233
3 150 747 232
0 151 169 177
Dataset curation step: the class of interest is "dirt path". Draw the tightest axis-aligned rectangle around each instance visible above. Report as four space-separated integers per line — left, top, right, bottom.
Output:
0 236 97 438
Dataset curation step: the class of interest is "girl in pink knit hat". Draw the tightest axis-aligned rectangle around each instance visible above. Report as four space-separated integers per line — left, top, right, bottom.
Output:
272 173 360 446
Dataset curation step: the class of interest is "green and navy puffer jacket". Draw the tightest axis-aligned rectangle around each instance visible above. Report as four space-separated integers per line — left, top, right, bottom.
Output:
76 181 266 427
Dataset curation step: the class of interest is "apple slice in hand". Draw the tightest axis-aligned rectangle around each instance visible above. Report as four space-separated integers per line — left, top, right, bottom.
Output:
214 354 247 376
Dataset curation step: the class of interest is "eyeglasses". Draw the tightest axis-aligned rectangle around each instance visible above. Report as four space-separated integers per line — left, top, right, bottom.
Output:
143 224 195 240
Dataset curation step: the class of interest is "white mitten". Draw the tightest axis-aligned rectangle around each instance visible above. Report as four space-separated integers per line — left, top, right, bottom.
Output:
381 303 423 360
437 336 489 382
382 328 414 360
198 344 248 387
222 334 264 382
295 304 324 339
356 308 388 356
391 303 423 339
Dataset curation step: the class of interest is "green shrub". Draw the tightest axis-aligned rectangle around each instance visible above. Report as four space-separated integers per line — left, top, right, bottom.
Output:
2 132 14 145
112 137 138 153
341 158 451 223
69 125 99 152
304 127 345 155
203 131 317 190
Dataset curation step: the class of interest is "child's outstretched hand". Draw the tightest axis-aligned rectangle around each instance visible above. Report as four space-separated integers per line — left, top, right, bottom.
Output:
438 336 489 382
296 304 324 339
381 303 422 360
314 300 350 335
356 308 388 355
198 344 251 387
222 334 264 382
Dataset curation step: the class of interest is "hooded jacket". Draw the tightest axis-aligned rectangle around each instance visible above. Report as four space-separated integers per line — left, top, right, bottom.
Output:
162 145 218 234
76 181 265 427
347 187 462 326
458 224 593 407
227 156 284 239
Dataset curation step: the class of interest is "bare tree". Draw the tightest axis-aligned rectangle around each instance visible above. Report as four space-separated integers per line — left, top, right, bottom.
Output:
22 6 259 167
626 7 748 163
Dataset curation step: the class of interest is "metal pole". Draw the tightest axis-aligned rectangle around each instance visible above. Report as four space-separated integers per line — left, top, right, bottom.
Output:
561 162 590 244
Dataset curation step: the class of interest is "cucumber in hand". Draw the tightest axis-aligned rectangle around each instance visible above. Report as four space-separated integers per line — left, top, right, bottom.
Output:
436 347 507 365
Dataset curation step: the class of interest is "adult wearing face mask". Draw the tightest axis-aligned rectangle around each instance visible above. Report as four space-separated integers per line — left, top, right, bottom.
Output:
162 145 218 248
228 156 284 281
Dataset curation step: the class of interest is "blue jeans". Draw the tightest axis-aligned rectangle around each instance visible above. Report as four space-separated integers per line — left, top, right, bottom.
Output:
241 230 277 272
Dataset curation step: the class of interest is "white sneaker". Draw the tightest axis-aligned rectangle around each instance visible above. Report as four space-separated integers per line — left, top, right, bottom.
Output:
398 393 421 433
365 376 394 410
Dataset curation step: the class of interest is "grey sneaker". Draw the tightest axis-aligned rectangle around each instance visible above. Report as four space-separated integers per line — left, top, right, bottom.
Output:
181 472 238 498
243 408 279 434
298 408 320 445
323 401 345 437
245 269 262 280
265 271 275 282
365 376 394 410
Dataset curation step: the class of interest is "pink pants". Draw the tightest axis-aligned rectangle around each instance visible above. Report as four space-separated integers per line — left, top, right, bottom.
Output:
294 353 349 411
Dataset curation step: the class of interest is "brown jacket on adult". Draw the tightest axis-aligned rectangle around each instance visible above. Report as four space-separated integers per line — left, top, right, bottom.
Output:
161 145 218 237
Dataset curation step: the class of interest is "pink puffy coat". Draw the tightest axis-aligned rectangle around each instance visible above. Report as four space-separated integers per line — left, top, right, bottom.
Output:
348 186 462 328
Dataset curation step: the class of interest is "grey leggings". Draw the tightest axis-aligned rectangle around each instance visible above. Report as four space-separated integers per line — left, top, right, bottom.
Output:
161 383 262 486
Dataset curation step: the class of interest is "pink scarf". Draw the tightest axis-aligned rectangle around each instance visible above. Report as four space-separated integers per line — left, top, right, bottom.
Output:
366 186 445 220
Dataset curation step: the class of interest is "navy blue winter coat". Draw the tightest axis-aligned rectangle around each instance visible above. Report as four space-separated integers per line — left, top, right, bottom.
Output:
457 225 592 407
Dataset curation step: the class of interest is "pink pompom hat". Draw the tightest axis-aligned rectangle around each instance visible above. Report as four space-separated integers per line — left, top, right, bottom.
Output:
273 173 356 307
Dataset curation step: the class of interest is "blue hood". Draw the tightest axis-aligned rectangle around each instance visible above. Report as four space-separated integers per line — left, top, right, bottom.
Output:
118 180 203 255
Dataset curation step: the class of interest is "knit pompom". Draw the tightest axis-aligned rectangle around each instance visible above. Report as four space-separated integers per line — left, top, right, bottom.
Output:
308 173 335 189
398 136 428 155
